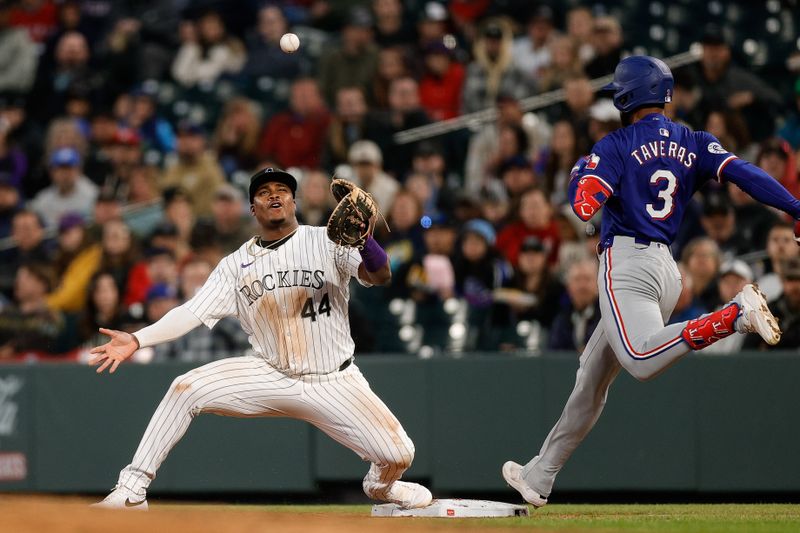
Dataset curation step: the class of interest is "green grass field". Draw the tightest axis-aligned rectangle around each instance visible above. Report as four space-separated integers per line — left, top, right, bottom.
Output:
213 503 800 532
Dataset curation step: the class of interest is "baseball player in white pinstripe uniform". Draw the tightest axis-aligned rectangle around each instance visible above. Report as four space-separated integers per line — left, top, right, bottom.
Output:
90 168 432 510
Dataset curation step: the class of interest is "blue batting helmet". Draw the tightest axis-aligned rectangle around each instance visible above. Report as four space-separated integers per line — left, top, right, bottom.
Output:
602 55 674 113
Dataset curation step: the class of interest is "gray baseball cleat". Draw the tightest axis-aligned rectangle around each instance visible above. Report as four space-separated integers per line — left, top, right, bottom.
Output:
502 461 548 508
734 284 781 345
384 481 433 509
91 485 149 511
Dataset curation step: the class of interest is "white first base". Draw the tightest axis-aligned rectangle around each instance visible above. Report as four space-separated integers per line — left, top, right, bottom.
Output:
371 499 529 518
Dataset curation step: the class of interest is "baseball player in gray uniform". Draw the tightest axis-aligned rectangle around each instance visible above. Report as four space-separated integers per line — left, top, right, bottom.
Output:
503 57 797 507
90 168 432 510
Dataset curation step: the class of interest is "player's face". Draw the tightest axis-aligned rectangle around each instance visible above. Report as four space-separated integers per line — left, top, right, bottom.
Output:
252 181 296 228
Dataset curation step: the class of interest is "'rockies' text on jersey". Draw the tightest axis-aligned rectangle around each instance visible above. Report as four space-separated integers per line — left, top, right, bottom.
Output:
572 113 736 246
184 226 366 375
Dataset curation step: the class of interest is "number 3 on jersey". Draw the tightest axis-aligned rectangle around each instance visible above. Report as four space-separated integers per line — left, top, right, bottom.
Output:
645 170 678 220
301 293 331 321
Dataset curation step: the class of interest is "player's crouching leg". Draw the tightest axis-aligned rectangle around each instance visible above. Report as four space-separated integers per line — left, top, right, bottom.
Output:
362 434 432 509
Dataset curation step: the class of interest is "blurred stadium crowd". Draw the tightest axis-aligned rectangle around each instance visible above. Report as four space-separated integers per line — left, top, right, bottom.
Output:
0 0 799 361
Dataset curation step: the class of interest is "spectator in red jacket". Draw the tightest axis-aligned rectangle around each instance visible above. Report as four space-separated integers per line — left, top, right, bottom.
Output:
257 78 331 169
419 42 465 121
496 187 560 267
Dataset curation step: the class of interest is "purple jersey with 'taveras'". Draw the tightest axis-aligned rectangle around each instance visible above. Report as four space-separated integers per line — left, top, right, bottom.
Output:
571 113 736 246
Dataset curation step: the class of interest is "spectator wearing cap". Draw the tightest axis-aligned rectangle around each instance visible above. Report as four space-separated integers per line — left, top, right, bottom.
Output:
497 187 560 267
777 78 800 150
0 209 53 300
755 137 799 199
161 121 226 216
323 86 369 170
464 92 551 194
587 99 622 144
373 0 415 48
347 140 400 212
296 169 335 228
171 9 246 88
242 4 302 81
498 154 537 198
47 212 105 313
95 126 142 200
504 235 564 328
452 218 514 346
145 282 180 323
511 6 557 85
462 17 530 114
317 6 379 106
693 24 782 142
128 86 176 155
415 1 450 52
124 246 178 308
548 258 600 353
387 212 457 302
53 212 92 277
257 78 331 170
584 16 623 79
0 262 71 358
0 3 38 93
756 221 800 303
749 257 800 351
205 183 255 253
31 147 98 229
701 259 755 354
419 41 465 121
699 191 741 259
212 97 262 180
364 76 430 178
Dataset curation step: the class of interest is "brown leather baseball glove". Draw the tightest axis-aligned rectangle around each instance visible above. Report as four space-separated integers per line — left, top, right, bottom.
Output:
327 178 379 249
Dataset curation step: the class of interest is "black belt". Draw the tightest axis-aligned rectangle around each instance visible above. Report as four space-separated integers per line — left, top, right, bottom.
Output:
338 358 353 371
598 235 668 254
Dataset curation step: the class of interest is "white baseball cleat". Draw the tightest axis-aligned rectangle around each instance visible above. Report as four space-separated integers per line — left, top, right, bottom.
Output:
734 284 781 345
90 485 149 511
384 481 433 509
502 461 548 508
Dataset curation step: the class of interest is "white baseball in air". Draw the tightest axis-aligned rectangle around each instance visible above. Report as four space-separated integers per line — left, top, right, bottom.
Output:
280 33 300 53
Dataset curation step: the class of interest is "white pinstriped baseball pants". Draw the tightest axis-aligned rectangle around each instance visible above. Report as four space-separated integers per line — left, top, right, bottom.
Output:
117 356 416 500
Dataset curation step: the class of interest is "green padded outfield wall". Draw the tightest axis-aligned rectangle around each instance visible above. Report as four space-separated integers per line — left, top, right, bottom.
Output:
0 354 798 495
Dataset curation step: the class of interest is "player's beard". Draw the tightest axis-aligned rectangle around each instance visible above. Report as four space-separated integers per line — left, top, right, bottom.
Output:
621 112 633 127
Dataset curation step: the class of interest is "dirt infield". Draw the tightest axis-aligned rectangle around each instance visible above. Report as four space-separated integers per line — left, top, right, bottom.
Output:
0 496 532 533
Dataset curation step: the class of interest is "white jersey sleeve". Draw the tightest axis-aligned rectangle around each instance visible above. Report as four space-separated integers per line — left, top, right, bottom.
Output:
184 257 238 328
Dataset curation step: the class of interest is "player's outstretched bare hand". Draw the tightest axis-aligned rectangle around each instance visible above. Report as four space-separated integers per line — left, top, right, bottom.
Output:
88 328 139 374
